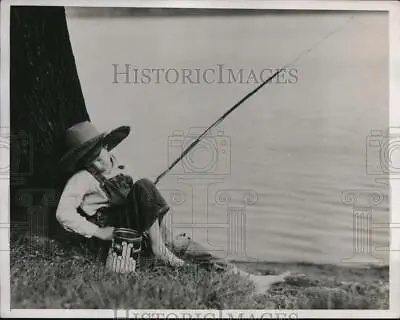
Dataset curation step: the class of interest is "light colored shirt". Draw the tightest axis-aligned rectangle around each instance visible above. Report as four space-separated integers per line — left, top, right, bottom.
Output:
56 152 138 238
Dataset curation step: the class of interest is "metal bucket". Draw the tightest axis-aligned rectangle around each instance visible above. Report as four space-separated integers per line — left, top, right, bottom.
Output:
105 228 142 273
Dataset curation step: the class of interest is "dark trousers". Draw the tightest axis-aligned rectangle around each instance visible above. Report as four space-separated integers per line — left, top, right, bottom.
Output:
94 178 170 232
85 178 230 271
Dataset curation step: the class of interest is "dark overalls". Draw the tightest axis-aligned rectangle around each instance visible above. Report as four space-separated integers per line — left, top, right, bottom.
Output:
85 170 169 231
82 168 231 271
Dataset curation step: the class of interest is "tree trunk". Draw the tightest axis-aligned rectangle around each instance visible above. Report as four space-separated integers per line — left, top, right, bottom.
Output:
10 6 90 233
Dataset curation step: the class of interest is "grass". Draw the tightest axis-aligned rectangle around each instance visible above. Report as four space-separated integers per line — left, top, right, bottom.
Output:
10 231 389 309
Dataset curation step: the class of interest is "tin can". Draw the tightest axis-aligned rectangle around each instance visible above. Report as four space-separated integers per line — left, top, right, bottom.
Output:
105 228 142 273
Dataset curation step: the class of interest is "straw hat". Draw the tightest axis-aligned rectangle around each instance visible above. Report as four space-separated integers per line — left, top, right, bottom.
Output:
58 121 130 174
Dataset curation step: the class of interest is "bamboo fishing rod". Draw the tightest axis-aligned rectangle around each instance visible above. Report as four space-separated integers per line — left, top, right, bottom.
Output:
154 68 282 185
154 15 355 186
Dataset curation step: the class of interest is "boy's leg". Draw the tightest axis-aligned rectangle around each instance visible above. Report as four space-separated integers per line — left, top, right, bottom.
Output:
125 178 170 231
125 179 236 270
128 179 226 268
124 178 184 266
176 237 236 272
124 178 286 277
147 219 185 267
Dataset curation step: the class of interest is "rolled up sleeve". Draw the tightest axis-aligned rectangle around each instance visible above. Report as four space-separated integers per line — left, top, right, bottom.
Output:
56 171 100 238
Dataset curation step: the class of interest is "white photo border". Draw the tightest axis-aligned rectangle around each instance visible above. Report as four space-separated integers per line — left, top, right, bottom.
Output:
1 0 399 318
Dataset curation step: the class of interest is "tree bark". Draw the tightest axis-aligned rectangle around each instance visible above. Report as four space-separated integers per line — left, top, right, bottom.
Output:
10 6 90 228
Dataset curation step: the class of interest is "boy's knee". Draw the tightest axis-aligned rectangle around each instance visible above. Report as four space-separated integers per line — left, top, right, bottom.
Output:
135 178 154 188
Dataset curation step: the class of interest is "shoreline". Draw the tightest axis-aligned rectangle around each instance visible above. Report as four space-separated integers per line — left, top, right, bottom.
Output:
9 232 389 309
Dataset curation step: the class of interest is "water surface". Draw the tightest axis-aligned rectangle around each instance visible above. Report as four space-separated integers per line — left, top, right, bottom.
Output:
66 9 389 265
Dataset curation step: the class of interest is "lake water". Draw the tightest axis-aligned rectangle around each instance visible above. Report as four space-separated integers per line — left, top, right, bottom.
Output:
66 8 390 266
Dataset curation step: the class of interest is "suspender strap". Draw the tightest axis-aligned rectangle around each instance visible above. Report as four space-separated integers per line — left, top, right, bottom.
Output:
86 165 132 227
86 165 126 200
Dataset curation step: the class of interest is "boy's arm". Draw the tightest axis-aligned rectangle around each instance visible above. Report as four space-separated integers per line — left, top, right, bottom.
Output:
56 171 101 238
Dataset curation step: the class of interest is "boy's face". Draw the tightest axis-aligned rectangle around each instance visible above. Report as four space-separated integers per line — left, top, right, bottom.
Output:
92 147 112 173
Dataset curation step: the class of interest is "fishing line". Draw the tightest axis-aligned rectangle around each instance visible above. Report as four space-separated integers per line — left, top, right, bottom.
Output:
154 15 355 185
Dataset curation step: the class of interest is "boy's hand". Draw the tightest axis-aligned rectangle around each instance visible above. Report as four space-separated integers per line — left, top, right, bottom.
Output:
95 226 115 240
